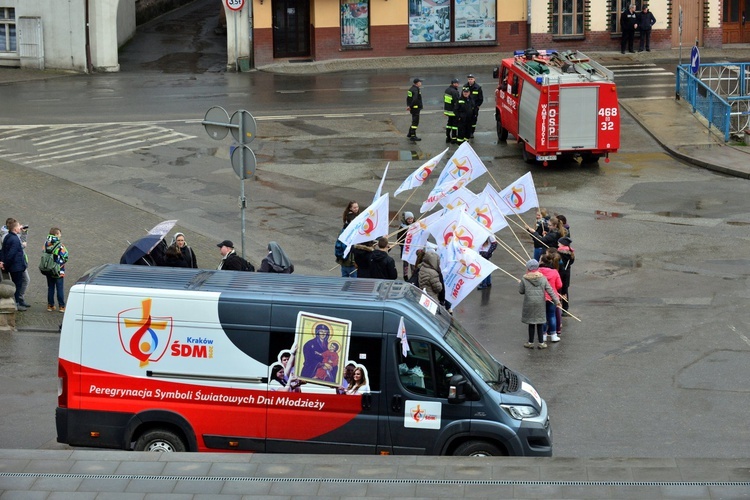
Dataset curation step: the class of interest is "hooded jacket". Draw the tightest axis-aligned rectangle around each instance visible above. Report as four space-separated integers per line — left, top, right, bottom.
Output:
519 271 558 324
537 265 562 301
352 243 374 278
418 251 443 300
369 248 397 280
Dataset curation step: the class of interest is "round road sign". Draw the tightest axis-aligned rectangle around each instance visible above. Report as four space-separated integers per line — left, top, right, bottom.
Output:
690 46 700 75
203 106 230 141
231 145 257 180
230 110 257 144
225 0 245 12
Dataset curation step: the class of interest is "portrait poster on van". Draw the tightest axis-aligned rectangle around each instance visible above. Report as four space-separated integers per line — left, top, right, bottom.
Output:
294 312 352 388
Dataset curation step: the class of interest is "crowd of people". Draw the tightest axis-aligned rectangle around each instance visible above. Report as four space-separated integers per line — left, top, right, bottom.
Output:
0 218 69 313
406 74 483 146
334 201 576 349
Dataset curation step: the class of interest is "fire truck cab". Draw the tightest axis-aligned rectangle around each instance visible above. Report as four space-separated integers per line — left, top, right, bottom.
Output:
493 49 620 165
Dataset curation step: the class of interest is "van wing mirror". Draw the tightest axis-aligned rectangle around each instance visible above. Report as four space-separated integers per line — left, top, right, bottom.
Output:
448 374 468 404
492 67 499 79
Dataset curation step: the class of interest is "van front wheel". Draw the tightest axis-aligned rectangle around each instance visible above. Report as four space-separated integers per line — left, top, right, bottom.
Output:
453 440 504 457
135 429 186 452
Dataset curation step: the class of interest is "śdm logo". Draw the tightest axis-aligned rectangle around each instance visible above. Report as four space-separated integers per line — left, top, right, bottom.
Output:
457 258 481 279
449 157 471 179
416 164 434 182
118 298 173 368
357 208 378 237
411 404 426 422
505 185 525 209
443 225 474 248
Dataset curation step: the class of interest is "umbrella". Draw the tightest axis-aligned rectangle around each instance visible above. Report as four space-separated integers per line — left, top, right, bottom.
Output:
120 220 177 265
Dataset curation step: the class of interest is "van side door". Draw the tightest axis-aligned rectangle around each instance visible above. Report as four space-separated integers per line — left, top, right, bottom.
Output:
385 335 471 455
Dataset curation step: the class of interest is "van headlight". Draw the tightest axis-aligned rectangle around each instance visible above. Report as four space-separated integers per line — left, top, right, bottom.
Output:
501 404 539 420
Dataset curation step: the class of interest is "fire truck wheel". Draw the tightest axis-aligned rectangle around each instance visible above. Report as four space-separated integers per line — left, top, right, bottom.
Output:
496 121 508 142
581 153 602 164
135 429 187 452
522 147 535 164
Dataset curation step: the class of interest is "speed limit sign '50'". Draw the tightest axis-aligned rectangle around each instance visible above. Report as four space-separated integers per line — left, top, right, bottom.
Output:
225 0 245 11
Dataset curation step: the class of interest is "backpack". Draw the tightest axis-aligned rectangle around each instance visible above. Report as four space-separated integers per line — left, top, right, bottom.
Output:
334 239 346 259
241 258 255 272
39 244 61 278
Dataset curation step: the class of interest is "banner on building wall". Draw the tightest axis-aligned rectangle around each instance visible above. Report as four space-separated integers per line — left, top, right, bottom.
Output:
341 0 370 46
408 0 495 44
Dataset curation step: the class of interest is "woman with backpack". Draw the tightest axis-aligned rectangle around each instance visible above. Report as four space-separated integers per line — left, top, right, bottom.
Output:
43 227 69 313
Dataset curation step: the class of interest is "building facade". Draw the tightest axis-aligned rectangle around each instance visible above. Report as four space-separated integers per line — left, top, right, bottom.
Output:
0 0 734 73
0 0 134 72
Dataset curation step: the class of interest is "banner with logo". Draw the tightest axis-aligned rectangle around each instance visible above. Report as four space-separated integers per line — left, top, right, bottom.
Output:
394 148 449 197
435 142 488 187
496 172 539 215
439 185 478 211
420 176 468 213
468 188 509 233
401 209 445 265
338 193 390 256
442 246 498 306
427 208 493 252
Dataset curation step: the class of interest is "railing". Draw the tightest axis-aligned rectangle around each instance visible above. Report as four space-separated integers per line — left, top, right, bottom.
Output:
676 63 750 142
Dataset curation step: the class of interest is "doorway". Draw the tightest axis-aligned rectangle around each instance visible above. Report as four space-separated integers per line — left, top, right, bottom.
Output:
272 0 311 59
722 0 749 43
672 0 704 47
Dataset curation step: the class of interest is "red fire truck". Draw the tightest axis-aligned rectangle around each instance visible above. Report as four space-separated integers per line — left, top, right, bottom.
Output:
493 49 620 165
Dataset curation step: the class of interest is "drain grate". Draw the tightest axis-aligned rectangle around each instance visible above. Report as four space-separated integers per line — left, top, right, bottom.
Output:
1 472 748 487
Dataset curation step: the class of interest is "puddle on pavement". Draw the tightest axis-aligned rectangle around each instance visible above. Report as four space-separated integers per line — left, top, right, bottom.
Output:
342 150 423 161
727 221 750 226
595 210 625 219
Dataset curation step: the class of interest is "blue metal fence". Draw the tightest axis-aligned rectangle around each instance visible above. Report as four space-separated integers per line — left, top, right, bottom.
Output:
676 63 750 143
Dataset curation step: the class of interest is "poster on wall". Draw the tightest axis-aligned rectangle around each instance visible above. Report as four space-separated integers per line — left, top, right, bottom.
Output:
341 0 370 46
408 0 451 43
454 0 496 41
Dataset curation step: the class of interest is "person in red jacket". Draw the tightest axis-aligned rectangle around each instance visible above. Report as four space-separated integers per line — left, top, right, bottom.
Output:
538 254 562 342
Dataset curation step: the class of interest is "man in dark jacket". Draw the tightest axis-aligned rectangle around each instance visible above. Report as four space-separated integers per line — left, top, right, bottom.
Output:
352 240 375 278
638 4 656 52
217 240 246 271
443 78 460 144
406 78 423 142
0 220 28 309
455 87 475 145
369 237 398 280
465 74 483 138
620 4 638 54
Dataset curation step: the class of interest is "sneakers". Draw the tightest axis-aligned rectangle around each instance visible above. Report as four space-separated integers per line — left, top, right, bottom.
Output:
523 342 534 349
537 342 548 349
59 307 66 313
18 301 31 308
542 334 548 342
477 284 487 290
16 303 29 312
550 333 560 342
47 305 56 312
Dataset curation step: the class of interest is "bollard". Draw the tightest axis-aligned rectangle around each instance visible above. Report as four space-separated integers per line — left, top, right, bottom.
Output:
0 281 17 332
745 129 750 146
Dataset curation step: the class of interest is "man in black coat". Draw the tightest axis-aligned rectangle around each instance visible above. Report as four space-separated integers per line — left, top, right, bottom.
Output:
368 237 398 280
455 87 475 145
443 78 460 144
406 78 423 142
465 74 483 139
620 4 638 54
217 240 246 270
638 4 656 52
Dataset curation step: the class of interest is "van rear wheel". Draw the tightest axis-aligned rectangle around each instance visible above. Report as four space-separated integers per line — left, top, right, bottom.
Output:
454 440 504 457
135 429 186 452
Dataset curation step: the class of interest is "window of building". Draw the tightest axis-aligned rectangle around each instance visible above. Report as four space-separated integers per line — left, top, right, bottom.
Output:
608 0 643 33
722 0 741 23
340 0 370 47
408 0 496 45
0 7 16 52
551 0 585 36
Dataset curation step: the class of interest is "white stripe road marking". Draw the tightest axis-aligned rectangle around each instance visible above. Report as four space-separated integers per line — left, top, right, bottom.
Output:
60 136 196 164
617 83 675 89
615 71 674 77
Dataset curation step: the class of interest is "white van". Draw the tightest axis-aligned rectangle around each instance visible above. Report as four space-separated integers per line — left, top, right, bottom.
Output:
56 264 552 456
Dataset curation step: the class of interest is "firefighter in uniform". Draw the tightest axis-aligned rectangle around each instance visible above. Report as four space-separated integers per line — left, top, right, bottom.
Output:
455 87 475 145
406 78 423 142
443 78 460 144
465 74 483 139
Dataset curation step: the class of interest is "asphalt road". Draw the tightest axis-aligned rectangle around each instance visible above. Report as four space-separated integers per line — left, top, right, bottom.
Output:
0 0 749 459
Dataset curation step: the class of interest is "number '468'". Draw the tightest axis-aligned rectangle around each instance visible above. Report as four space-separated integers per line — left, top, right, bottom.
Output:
598 107 618 117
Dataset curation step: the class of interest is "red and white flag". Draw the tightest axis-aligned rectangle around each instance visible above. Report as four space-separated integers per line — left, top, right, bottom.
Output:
394 148 449 197
439 185 478 211
468 186 509 233
396 316 410 357
373 163 389 203
428 208 493 252
435 142 488 187
496 172 539 215
420 176 468 213
338 193 390 256
401 209 446 265
442 247 498 306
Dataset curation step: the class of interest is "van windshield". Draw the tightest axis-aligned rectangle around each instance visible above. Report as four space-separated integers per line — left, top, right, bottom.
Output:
444 318 503 384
